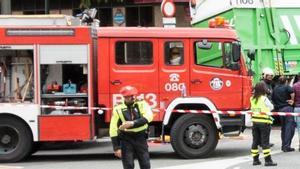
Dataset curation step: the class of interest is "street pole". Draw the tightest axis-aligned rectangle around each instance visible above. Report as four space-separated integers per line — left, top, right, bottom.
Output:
0 0 11 14
45 0 49 14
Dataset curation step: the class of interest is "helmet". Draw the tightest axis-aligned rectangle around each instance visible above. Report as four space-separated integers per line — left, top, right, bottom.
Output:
262 67 274 78
120 85 138 97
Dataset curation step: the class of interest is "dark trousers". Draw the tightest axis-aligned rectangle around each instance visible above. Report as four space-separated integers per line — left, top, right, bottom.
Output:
120 132 150 169
252 122 271 150
279 106 295 150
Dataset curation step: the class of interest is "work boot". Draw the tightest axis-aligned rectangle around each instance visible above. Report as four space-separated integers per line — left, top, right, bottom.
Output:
264 156 277 166
253 156 261 166
282 147 295 152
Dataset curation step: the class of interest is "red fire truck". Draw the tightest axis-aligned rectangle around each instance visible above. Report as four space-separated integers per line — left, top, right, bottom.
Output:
0 14 252 162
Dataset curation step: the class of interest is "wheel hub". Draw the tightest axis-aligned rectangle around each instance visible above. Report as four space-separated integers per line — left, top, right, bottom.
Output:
0 126 19 154
184 124 207 148
1 134 11 144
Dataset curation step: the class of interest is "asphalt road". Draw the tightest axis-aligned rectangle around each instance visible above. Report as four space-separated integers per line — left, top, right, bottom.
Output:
1 127 300 169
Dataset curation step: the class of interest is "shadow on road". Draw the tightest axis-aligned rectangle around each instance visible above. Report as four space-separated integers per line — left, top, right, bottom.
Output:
26 152 179 163
27 153 116 162
22 139 250 163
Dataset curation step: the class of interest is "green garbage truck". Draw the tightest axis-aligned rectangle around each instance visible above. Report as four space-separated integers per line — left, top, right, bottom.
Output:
190 0 300 83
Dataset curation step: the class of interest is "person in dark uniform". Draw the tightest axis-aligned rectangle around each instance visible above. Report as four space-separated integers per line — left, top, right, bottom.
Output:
272 75 295 152
109 85 153 169
250 82 277 166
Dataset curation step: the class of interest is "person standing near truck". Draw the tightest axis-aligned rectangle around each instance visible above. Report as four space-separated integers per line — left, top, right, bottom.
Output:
272 75 295 152
109 85 153 169
261 67 274 100
293 73 300 151
260 67 275 147
250 82 277 166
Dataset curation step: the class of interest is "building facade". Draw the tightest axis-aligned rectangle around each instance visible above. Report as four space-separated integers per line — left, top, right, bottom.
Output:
1 0 191 27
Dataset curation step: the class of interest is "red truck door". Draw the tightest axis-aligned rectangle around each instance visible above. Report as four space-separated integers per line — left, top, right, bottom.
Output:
109 38 159 110
189 39 243 110
158 39 189 119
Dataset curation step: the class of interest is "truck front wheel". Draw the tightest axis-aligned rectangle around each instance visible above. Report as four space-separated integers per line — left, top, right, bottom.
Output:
170 114 218 158
0 117 33 162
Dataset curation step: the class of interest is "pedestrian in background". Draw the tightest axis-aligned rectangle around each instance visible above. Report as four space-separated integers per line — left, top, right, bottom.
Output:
272 75 295 152
109 85 153 169
250 82 277 166
261 67 274 101
293 73 300 151
260 67 275 147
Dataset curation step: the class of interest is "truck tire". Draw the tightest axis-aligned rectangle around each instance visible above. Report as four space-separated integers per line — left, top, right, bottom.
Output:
0 117 33 162
170 114 218 158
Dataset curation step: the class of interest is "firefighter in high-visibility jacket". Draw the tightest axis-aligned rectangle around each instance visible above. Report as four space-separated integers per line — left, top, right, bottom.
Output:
109 85 153 169
250 82 277 166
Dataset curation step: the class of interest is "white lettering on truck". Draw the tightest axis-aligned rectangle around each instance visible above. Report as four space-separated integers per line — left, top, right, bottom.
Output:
113 93 157 108
164 73 185 92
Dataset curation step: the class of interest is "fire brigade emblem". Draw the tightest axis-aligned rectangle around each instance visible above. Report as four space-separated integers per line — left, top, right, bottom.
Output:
210 77 223 90
169 73 180 82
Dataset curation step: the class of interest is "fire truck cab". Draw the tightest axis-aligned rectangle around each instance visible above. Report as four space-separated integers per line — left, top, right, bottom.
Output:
97 27 252 159
0 15 252 162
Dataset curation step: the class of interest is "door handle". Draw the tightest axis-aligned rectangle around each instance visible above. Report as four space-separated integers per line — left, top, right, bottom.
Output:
191 79 202 84
111 80 122 85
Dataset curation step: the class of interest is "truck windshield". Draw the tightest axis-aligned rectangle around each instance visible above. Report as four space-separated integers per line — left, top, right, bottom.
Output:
194 40 237 70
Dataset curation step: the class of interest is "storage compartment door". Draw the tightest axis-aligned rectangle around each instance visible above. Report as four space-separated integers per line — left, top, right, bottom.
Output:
39 45 88 64
38 115 91 141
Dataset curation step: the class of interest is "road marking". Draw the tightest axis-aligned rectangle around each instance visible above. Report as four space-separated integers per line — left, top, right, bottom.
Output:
0 166 23 169
156 150 282 169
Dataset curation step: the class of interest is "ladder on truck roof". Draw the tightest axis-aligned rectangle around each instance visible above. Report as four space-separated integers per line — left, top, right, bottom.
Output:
0 15 81 26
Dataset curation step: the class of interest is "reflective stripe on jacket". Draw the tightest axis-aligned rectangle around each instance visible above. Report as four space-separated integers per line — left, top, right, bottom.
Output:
250 96 273 124
109 100 153 137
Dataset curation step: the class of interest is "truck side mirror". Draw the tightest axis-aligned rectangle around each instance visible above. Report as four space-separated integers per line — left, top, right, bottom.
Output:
247 49 256 61
232 42 241 62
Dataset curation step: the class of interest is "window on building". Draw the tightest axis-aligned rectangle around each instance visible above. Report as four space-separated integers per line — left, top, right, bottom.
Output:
115 41 153 65
62 0 80 9
126 6 153 27
139 6 153 27
98 8 112 26
23 10 45 15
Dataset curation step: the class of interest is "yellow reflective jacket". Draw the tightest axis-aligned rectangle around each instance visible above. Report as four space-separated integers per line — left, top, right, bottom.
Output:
109 100 153 150
250 96 273 124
